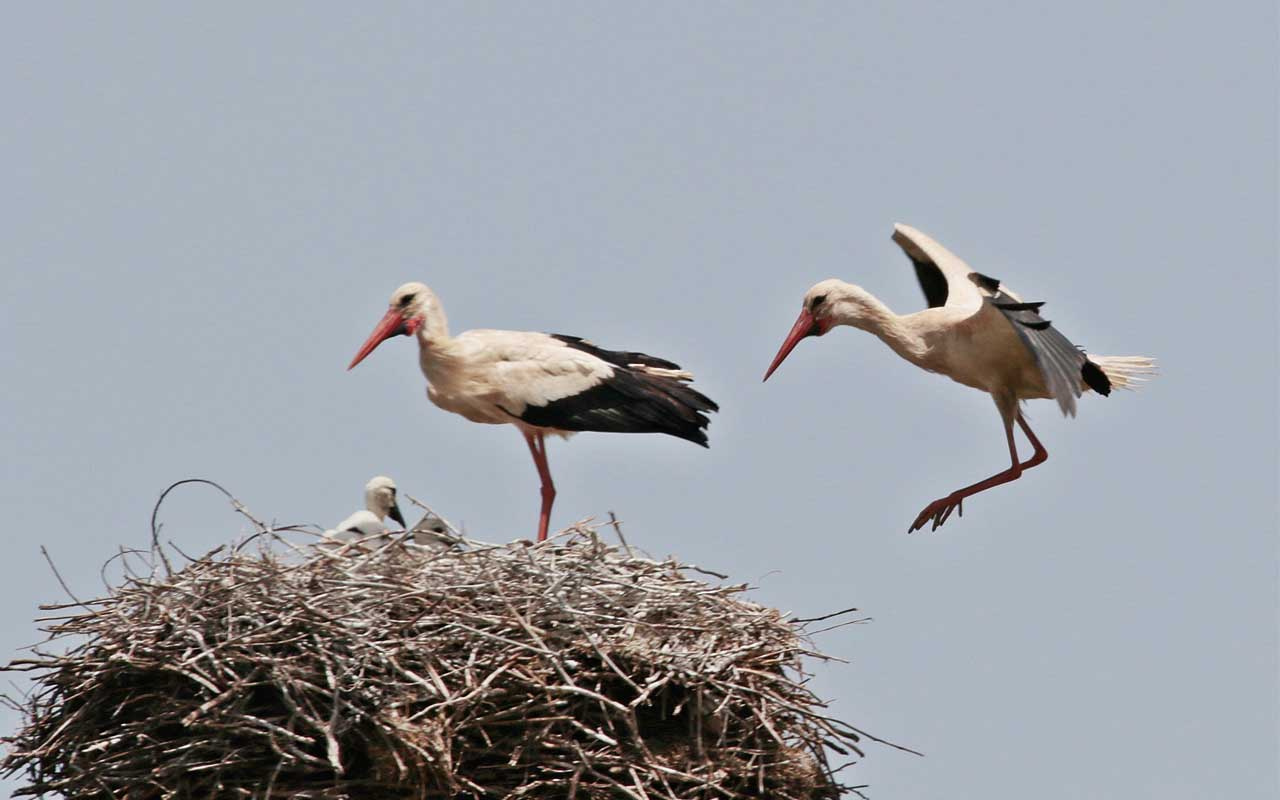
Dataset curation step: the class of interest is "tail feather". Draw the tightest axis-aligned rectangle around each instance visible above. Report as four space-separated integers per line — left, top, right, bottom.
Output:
1087 355 1157 391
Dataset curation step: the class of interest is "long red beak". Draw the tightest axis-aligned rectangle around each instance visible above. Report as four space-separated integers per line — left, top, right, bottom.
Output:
348 308 407 370
763 308 817 382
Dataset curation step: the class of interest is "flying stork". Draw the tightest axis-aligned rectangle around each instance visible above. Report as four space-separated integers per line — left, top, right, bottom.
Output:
763 223 1156 532
348 282 718 542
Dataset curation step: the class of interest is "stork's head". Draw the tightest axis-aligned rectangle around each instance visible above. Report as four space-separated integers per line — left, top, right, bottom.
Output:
348 282 443 369
364 475 406 528
763 279 874 381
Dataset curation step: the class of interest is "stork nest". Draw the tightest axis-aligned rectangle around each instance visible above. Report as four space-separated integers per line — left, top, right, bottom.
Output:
2 516 892 799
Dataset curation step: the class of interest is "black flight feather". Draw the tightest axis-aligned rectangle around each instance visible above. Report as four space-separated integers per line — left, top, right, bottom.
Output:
513 336 718 446
1081 360 1111 396
548 335 682 371
971 271 1002 293
911 258 949 308
988 289 1096 415
892 228 950 308
994 300 1046 312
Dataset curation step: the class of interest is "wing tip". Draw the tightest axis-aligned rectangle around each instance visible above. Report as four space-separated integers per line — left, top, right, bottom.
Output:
891 223 917 251
891 224 930 265
1081 360 1112 396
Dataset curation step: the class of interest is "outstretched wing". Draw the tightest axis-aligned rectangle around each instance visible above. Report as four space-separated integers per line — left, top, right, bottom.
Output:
891 223 986 314
892 224 1110 415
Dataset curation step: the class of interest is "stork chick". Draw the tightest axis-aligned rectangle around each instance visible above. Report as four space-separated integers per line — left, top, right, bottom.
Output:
323 475 406 545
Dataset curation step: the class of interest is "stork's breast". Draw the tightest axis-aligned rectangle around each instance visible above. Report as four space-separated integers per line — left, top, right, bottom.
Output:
426 382 509 425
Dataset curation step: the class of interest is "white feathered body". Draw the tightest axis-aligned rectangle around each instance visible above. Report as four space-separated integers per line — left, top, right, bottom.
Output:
324 510 387 543
419 330 611 431
415 327 713 442
899 302 1151 403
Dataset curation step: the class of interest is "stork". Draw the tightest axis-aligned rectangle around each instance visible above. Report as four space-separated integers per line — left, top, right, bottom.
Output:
348 282 718 542
323 475 406 545
763 223 1156 532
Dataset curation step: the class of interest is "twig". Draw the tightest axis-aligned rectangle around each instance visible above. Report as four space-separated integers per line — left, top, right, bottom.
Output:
38 547 92 612
791 606 861 624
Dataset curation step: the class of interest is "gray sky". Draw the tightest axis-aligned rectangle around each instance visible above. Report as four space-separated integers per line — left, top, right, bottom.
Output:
2 3 1276 797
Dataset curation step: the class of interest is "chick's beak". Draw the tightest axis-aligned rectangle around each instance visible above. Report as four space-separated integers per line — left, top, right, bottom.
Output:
388 502 406 528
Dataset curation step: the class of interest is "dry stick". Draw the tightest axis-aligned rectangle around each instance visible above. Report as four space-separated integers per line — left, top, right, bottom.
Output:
791 605 862 624
37 547 93 613
150 479 268 576
808 617 872 636
401 491 463 538
606 511 635 558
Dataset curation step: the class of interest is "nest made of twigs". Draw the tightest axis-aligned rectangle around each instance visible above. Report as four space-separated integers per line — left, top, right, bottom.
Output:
3 519 893 799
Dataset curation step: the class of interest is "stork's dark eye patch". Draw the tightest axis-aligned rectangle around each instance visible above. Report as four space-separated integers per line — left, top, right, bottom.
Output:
810 294 827 310
399 294 416 306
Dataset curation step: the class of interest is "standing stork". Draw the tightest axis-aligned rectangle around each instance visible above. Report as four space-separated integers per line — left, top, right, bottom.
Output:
348 282 718 542
763 223 1155 532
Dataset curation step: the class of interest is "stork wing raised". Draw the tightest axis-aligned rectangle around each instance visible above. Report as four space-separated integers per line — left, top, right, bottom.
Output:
891 223 986 314
892 224 1109 416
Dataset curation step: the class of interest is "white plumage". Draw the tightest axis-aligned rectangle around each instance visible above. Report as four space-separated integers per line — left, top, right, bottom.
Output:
348 283 717 542
764 223 1156 532
417 329 617 427
322 475 405 547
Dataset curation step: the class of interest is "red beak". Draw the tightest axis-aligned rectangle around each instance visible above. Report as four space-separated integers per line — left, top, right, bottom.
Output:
763 308 818 382
348 308 408 370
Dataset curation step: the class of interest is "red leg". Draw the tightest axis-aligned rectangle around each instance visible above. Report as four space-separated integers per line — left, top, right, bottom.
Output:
523 431 556 542
909 419 1025 533
1015 414 1048 470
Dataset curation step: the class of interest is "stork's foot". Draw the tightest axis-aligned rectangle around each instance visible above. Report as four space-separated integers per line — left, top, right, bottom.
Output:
909 494 964 533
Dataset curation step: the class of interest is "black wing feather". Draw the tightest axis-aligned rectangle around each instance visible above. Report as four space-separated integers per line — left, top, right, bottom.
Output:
1081 360 1111 396
989 288 1103 416
548 335 682 371
911 259 950 308
516 336 718 445
971 272 1002 293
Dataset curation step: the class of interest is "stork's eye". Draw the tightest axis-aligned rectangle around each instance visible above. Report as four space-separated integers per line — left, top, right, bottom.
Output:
399 294 416 307
810 294 827 311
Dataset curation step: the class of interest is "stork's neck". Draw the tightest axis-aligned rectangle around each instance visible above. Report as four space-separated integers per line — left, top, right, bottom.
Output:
414 295 453 352
364 494 384 520
413 301 468 383
838 296 928 364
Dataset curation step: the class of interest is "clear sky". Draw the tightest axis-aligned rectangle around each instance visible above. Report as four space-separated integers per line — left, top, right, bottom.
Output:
2 4 1275 798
